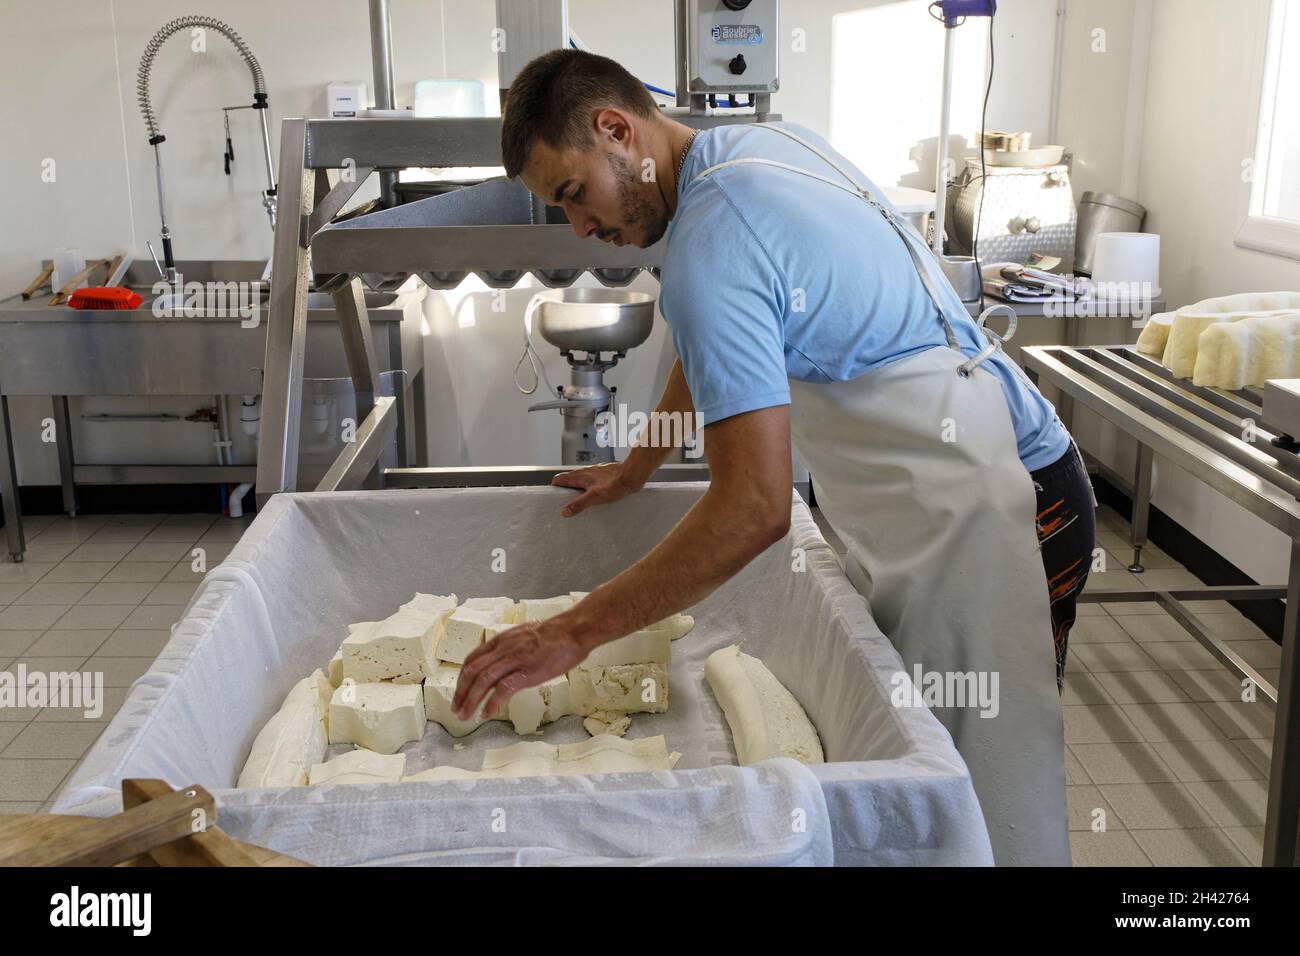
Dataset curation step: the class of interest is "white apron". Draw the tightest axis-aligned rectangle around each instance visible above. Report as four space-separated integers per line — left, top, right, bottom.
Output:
695 126 1070 866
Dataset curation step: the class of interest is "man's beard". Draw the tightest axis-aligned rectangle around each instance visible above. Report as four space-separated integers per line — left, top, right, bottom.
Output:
608 151 670 248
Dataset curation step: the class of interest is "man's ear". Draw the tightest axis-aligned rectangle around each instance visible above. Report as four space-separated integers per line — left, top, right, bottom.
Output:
593 107 634 148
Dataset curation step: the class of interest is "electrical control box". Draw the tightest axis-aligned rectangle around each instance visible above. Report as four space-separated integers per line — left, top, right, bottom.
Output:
681 0 779 96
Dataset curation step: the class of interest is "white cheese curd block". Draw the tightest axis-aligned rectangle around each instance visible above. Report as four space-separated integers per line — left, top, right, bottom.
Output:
328 681 426 754
436 608 494 663
401 592 458 622
423 662 496 736
461 596 516 623
539 675 572 722
582 628 671 667
237 669 333 789
341 612 438 684
402 765 484 782
507 684 546 735
705 645 824 765
1135 311 1174 356
518 595 573 622
328 647 345 688
308 748 406 785
569 591 589 602
1192 312 1300 389
568 662 668 715
583 711 631 737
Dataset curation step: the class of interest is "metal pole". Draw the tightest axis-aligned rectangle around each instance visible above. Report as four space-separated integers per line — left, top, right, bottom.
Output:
369 0 399 207
1264 538 1300 865
674 0 690 109
257 106 278 229
931 23 956 255
254 118 312 507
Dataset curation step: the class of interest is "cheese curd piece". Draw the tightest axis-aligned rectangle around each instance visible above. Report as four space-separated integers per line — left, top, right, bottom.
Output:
1135 311 1174 356
556 734 680 775
568 662 668 715
539 675 572 722
517 595 573 622
1162 311 1256 378
308 748 406 785
583 711 631 738
582 628 671 667
507 685 546 735
1192 311 1300 389
328 647 344 688
237 669 333 789
328 681 425 754
401 592 459 621
480 740 558 778
403 765 484 782
342 613 436 684
438 598 513 663
423 662 505 736
649 613 695 641
461 596 516 622
705 645 824 765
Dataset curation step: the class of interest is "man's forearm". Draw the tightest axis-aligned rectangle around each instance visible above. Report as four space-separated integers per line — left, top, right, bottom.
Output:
559 481 788 653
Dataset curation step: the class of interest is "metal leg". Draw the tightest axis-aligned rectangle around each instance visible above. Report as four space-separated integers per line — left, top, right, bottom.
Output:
333 277 381 425
412 367 427 467
255 118 312 509
1058 314 1080 429
1264 539 1300 865
53 396 77 517
0 395 26 561
1128 443 1154 573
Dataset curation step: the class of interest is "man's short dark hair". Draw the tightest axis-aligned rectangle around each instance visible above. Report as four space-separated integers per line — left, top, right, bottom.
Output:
501 49 659 179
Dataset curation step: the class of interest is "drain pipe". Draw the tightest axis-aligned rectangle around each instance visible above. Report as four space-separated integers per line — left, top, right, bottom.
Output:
369 0 399 207
228 482 255 518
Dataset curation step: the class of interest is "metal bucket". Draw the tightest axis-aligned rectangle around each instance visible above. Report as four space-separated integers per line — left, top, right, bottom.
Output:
1075 192 1146 276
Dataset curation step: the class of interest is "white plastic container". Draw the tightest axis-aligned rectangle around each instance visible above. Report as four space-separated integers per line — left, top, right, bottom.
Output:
1091 231 1161 297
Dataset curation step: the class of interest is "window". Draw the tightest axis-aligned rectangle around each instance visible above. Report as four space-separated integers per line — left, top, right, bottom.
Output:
1237 0 1300 258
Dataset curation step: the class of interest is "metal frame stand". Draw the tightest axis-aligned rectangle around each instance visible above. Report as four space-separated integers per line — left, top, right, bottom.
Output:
1024 343 1300 866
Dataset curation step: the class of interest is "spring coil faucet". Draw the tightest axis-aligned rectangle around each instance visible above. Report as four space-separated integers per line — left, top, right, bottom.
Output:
137 15 277 280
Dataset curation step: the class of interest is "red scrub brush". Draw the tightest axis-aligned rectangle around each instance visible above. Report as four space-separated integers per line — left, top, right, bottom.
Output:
66 286 144 310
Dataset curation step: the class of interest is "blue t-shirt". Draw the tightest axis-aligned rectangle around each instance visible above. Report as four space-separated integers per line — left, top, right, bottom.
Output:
660 122 1070 473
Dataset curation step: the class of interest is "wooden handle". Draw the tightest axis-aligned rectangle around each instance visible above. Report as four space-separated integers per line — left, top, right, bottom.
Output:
0 783 217 867
21 265 53 300
48 259 109 306
121 779 307 867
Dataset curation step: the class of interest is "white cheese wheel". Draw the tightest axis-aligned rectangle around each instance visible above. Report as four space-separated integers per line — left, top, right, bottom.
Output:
1192 311 1300 389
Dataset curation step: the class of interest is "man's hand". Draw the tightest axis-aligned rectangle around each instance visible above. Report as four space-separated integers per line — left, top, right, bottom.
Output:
552 461 643 517
452 617 589 720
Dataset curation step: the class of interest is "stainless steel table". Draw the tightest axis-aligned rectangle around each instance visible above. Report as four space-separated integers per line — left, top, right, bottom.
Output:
1022 343 1300 866
0 261 426 561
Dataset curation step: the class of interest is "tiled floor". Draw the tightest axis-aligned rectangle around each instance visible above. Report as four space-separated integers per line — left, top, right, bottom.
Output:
0 511 250 814
813 502 1279 866
0 505 1281 866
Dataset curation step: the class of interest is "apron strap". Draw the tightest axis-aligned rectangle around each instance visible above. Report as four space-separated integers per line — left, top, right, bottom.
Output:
693 126 1014 365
